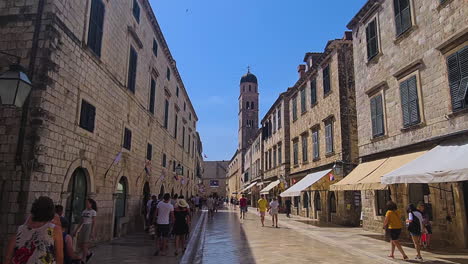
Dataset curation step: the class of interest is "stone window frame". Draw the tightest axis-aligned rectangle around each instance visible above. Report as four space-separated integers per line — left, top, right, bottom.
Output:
132 0 140 23
300 87 307 114
392 0 418 43
442 42 468 115
396 69 426 131
86 0 106 58
292 138 299 166
375 189 391 216
311 125 321 161
364 13 383 63
148 77 157 115
291 94 298 122
77 97 97 135
366 85 388 141
301 131 309 163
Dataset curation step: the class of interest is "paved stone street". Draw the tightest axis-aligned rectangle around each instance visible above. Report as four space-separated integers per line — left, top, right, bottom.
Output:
88 207 468 264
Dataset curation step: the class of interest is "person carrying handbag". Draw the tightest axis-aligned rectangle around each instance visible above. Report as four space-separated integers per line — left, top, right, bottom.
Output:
406 204 424 261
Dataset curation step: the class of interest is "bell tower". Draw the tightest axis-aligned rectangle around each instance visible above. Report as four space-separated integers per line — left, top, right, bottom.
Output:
238 68 259 153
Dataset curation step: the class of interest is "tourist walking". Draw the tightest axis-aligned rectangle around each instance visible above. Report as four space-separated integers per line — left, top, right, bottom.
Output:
206 195 215 218
285 198 292 218
418 202 432 249
74 198 97 263
193 195 201 212
239 195 248 219
257 194 268 227
154 193 174 256
407 203 424 261
4 196 64 264
60 217 82 264
173 199 191 256
269 197 279 228
55 205 69 230
383 201 408 260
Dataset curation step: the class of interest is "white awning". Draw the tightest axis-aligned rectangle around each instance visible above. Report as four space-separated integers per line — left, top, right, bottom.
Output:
280 169 331 197
260 180 280 194
241 182 257 193
382 137 468 184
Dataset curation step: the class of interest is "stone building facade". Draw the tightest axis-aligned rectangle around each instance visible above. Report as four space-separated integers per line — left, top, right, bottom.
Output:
0 0 203 256
285 33 360 226
348 0 468 247
226 150 241 198
260 92 290 198
201 161 229 198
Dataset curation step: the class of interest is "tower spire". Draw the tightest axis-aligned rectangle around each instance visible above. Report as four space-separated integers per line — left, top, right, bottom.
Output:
247 65 251 73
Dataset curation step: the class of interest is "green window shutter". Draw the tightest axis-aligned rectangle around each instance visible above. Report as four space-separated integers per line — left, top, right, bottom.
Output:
456 47 468 104
149 79 156 114
127 47 138 93
407 76 420 125
447 52 463 110
400 79 411 127
323 66 331 94
375 94 384 136
301 89 306 113
164 99 169 128
152 39 158 57
370 96 378 136
88 0 105 57
394 0 412 36
147 144 152 160
310 79 317 105
366 19 379 60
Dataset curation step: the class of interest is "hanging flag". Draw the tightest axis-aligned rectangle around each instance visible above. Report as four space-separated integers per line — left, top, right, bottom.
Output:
104 152 123 178
174 174 179 181
181 178 186 185
204 154 208 159
329 172 335 181
144 160 151 176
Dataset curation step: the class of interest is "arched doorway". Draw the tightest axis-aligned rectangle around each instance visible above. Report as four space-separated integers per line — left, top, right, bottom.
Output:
328 192 337 222
409 184 432 220
114 177 127 237
314 192 321 219
66 168 88 231
159 184 165 197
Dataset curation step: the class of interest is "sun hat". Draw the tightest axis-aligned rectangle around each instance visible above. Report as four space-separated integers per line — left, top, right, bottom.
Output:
176 199 189 208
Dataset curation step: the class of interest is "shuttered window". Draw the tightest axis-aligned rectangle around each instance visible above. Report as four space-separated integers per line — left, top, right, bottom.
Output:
273 148 277 168
292 96 298 121
300 88 307 113
399 75 420 127
79 100 96 133
447 46 468 111
310 78 317 105
87 0 105 57
312 130 319 160
323 65 331 95
394 0 412 36
147 143 152 160
132 0 140 23
123 128 132 150
277 107 282 129
162 153 167 167
366 18 379 60
370 94 385 137
174 114 178 138
293 140 299 165
152 39 158 57
176 86 179 97
278 144 282 165
149 78 156 114
325 120 334 154
164 99 169 129
166 67 171 81
127 47 138 93
182 126 186 148
301 134 308 162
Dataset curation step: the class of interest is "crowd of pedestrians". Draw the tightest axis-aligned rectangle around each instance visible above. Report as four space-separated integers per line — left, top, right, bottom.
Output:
4 196 98 264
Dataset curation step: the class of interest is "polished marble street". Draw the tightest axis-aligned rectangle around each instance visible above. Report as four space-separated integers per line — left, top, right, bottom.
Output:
89 207 468 264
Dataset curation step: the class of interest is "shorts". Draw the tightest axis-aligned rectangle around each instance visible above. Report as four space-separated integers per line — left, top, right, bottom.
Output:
157 224 170 238
260 211 266 217
270 208 279 215
410 231 422 237
240 206 247 213
388 229 402 240
77 224 92 244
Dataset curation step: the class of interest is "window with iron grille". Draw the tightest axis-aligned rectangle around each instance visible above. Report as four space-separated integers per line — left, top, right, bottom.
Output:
300 88 307 113
292 96 298 121
366 18 379 60
164 99 169 129
79 100 96 133
370 94 385 137
301 134 308 162
149 78 156 114
146 143 152 160
132 0 140 23
152 39 158 57
446 46 468 111
127 47 138 93
87 0 105 57
312 130 320 160
323 65 331 95
293 140 299 165
123 128 132 150
399 75 420 127
394 0 412 36
310 78 317 105
325 120 334 154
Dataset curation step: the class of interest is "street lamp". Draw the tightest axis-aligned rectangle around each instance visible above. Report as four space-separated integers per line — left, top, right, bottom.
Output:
0 52 32 107
175 163 183 176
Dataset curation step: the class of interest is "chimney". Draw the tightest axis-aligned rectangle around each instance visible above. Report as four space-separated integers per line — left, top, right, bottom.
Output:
343 31 353 40
298 64 306 79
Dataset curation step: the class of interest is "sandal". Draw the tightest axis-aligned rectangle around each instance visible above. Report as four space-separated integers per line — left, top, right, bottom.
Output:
387 255 394 258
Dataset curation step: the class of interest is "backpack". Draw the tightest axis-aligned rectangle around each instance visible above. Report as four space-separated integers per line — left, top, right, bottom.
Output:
407 212 421 234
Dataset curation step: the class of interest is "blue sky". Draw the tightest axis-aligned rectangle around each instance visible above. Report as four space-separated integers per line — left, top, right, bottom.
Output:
149 0 367 161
